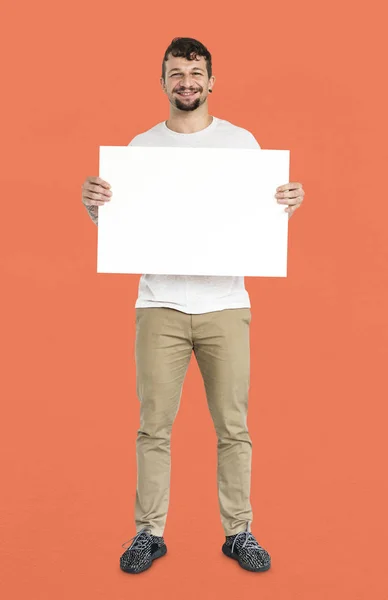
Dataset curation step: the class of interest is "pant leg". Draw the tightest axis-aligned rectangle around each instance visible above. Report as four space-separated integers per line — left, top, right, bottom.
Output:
134 307 192 536
193 308 253 536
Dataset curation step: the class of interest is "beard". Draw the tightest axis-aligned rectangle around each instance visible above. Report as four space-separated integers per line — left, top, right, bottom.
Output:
174 96 202 111
172 89 204 112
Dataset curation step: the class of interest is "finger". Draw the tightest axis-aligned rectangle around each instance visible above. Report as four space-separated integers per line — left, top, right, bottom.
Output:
84 182 112 197
286 202 301 212
276 189 303 199
278 198 300 205
83 190 110 205
84 199 103 207
87 176 111 189
276 182 303 192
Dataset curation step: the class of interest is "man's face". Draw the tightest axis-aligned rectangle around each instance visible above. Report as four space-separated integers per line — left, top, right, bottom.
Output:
161 54 214 112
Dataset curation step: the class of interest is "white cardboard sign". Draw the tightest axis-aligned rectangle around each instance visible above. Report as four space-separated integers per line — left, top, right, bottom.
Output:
97 146 289 277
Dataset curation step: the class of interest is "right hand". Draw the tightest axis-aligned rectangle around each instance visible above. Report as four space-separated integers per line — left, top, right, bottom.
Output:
81 176 112 208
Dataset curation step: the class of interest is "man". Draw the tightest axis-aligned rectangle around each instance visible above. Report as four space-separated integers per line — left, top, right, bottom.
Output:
81 37 305 574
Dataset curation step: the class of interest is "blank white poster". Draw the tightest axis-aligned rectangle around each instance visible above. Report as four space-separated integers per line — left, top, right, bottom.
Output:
97 146 289 277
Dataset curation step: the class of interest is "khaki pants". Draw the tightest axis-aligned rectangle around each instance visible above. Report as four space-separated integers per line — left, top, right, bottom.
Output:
134 307 253 537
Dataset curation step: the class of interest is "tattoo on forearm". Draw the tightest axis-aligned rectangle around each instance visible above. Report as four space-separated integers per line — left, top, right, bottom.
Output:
85 204 99 225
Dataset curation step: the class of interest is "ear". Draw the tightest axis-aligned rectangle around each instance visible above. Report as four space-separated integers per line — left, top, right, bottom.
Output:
160 77 167 93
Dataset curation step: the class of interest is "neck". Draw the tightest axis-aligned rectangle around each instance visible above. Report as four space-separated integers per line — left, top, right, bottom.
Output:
166 104 213 134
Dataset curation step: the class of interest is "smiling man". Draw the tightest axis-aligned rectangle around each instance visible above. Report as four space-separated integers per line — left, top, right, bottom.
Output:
82 36 305 575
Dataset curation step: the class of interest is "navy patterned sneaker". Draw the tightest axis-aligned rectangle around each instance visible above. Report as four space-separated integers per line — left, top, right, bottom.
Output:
120 528 167 574
222 530 271 572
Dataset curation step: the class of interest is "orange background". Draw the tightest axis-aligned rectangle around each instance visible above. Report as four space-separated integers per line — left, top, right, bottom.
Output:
1 0 387 598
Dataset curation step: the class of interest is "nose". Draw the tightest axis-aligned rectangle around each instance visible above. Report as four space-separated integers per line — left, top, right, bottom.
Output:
177 74 196 88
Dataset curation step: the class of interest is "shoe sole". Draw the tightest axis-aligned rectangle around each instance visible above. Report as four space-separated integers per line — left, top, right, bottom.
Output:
222 544 271 572
120 544 167 574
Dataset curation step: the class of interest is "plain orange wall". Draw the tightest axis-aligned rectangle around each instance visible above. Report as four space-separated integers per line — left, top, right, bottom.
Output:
1 0 387 598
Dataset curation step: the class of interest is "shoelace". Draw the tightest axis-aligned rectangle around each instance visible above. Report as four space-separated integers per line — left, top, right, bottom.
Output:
231 531 263 555
121 528 152 551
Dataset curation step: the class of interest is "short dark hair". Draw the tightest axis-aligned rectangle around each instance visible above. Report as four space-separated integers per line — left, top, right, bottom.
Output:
161 37 212 81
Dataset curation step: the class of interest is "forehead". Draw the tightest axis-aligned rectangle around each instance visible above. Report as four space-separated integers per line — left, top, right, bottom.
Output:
165 54 207 73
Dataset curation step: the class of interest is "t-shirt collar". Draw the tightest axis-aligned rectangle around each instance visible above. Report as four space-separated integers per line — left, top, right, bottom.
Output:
163 116 218 136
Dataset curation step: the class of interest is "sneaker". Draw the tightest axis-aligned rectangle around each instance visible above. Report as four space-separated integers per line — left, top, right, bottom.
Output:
222 530 271 572
120 528 167 574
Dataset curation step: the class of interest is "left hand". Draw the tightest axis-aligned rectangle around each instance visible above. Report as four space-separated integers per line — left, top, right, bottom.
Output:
275 182 305 216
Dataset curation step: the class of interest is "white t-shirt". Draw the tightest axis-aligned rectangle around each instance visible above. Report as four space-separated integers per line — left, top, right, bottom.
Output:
128 115 261 315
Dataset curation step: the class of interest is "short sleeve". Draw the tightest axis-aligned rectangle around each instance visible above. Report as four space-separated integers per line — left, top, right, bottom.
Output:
246 131 261 149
